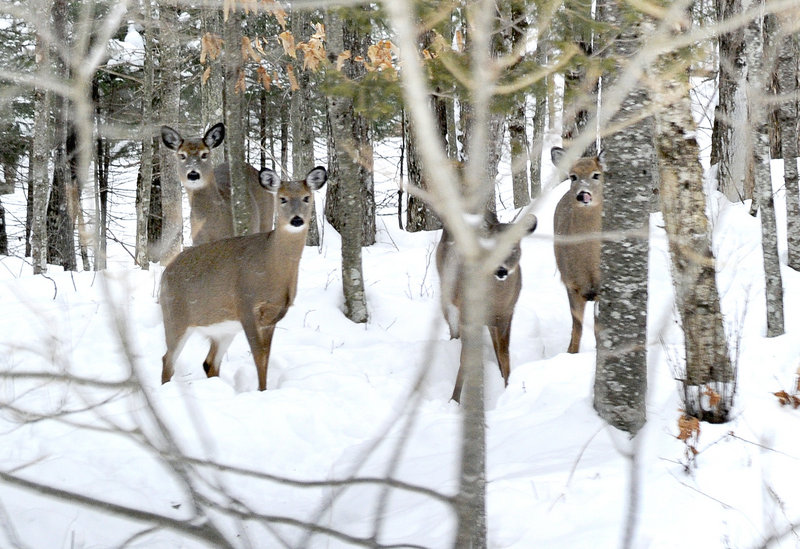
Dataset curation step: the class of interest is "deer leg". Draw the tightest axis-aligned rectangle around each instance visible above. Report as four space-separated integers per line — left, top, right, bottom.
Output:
162 330 189 385
203 334 235 378
451 360 465 403
489 320 512 386
566 288 588 354
243 302 284 391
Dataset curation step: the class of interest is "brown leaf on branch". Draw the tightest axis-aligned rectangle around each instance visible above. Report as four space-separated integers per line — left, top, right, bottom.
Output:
242 36 261 62
677 414 700 442
256 66 271 90
703 386 721 409
775 390 792 406
279 30 296 59
336 50 351 71
202 66 212 85
200 33 223 64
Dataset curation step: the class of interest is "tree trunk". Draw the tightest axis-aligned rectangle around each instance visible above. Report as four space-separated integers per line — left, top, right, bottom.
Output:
745 0 784 337
290 8 320 245
201 3 224 167
136 0 155 269
223 7 251 237
46 0 76 270
594 0 651 436
158 0 183 264
405 86 445 232
325 8 368 324
31 23 50 274
530 36 547 199
776 23 800 271
714 0 752 202
650 46 733 422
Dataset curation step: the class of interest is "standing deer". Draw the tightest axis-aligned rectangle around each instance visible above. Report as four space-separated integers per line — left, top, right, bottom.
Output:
550 146 605 353
159 166 327 391
437 212 538 402
160 123 276 245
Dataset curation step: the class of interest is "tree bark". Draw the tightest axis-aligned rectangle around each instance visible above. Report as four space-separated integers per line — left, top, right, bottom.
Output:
290 8 320 245
223 7 251 237
31 20 51 274
745 0 784 337
201 2 225 167
650 44 733 422
776 23 800 271
594 0 651 436
325 8 368 324
713 0 753 202
136 0 155 269
530 35 547 199
46 0 76 270
158 0 183 264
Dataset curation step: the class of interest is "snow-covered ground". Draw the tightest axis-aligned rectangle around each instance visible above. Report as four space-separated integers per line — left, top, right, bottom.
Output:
2 111 800 546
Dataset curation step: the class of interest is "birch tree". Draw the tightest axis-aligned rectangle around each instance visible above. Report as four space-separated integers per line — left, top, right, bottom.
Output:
649 10 733 422
325 7 369 324
594 0 652 435
744 0 784 337
776 20 800 271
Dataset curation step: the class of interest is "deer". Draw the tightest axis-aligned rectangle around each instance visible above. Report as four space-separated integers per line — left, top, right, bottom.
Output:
160 123 276 245
436 211 538 403
159 166 327 391
550 146 605 354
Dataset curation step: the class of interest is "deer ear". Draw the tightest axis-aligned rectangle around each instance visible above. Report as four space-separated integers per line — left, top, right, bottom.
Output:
305 166 328 190
259 168 281 193
203 123 225 149
161 126 182 151
523 213 538 234
550 146 566 167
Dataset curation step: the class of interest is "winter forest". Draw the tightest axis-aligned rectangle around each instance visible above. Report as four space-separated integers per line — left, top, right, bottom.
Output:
1 0 800 547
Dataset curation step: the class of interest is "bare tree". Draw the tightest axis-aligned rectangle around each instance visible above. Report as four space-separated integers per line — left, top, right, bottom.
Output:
325 7 369 324
593 0 652 435
136 0 156 269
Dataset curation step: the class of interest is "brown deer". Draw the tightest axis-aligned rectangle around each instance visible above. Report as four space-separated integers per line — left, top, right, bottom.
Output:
437 212 538 402
160 123 275 245
550 146 605 354
159 166 327 391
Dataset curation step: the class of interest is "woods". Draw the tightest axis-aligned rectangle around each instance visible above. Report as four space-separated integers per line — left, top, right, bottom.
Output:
2 0 800 547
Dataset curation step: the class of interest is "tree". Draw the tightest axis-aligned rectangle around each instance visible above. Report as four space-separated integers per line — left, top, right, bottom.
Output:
136 0 156 269
713 0 752 202
776 20 800 271
745 0 784 337
593 0 652 436
290 7 321 245
157 0 183 264
30 0 52 275
45 0 76 270
325 7 369 324
649 13 733 422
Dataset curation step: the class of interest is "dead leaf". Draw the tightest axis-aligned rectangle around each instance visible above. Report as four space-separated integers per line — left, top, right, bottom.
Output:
279 30 296 58
234 68 246 94
703 386 721 409
775 390 792 406
256 65 271 90
677 414 700 442
336 50 351 71
242 36 261 62
202 66 212 85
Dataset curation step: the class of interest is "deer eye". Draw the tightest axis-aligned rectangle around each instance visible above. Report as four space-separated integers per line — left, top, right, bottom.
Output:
179 153 187 160
280 197 288 204
303 196 310 203
569 174 578 182
592 172 601 180
201 152 209 160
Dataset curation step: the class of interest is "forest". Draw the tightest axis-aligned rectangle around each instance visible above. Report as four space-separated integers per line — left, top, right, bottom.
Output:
1 0 800 547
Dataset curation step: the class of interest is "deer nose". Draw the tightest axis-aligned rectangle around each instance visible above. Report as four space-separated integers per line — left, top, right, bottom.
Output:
187 171 201 181
495 266 509 280
290 216 304 227
576 190 593 204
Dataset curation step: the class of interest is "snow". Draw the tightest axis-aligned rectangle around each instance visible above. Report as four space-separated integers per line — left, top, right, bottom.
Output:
2 143 800 548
